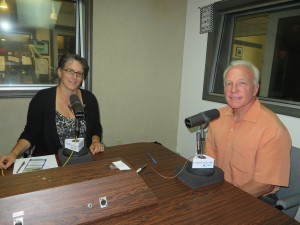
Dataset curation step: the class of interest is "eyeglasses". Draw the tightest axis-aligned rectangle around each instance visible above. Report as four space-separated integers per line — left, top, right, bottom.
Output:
62 68 84 79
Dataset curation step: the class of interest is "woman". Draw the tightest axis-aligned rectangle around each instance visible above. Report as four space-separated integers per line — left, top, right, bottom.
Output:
0 53 104 169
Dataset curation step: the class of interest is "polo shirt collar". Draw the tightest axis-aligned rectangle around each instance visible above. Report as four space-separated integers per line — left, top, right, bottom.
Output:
224 98 261 122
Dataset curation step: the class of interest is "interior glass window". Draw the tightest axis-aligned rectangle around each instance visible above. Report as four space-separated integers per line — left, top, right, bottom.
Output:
0 0 91 97
203 0 300 117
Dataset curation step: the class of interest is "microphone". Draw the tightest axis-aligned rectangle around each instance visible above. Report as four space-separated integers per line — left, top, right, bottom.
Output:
69 94 85 118
185 109 220 128
176 108 224 189
58 94 92 165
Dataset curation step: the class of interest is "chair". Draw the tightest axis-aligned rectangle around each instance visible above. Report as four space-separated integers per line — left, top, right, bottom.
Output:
276 146 300 219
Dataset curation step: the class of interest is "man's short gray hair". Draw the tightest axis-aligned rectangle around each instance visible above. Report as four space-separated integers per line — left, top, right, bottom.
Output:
223 60 260 85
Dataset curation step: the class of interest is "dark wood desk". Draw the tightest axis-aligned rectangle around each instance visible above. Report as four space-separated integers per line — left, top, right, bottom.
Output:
1 142 299 224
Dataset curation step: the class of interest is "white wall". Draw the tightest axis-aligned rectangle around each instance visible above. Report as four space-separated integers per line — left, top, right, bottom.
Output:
91 0 187 151
177 0 300 220
0 99 30 154
177 0 221 158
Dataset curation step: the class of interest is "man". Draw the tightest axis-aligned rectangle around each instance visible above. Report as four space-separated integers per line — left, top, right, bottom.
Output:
205 60 291 206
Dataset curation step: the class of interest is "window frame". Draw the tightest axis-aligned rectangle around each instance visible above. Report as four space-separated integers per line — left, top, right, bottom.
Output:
0 0 93 98
202 0 300 118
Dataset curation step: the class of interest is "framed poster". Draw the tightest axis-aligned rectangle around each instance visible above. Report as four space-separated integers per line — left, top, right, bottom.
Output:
31 40 49 55
235 47 243 57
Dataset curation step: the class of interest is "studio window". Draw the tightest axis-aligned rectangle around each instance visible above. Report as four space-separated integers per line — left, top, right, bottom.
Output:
203 0 300 117
0 0 92 97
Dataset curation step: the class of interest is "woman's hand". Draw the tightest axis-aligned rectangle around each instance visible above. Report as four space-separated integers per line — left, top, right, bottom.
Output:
0 152 18 169
89 141 104 155
0 139 31 169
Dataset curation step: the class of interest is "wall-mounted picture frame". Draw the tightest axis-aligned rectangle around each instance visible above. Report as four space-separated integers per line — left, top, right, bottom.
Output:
31 40 49 56
235 47 243 57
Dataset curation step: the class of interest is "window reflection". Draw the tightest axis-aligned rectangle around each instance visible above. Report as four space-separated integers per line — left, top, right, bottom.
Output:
203 0 300 117
231 15 267 75
0 0 76 86
269 14 300 101
229 8 300 103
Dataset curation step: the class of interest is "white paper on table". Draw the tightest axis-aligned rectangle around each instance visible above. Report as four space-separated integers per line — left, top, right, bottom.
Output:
112 160 131 171
13 155 58 174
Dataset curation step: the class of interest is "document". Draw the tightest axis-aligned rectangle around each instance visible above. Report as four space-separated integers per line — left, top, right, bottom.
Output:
112 160 131 171
0 56 5 71
21 56 32 65
8 56 20 63
13 155 58 174
35 58 48 74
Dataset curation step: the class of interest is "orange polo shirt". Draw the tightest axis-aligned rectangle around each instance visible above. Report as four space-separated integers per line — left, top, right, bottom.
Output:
205 99 291 190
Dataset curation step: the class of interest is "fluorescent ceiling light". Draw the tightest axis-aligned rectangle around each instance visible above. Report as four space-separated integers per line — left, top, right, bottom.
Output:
0 0 8 9
1 21 10 30
50 3 57 20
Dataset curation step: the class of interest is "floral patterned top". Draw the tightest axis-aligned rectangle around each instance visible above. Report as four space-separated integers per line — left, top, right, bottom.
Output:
56 111 87 146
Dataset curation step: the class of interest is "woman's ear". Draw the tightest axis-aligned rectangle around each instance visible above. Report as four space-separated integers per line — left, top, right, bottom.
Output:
57 68 62 79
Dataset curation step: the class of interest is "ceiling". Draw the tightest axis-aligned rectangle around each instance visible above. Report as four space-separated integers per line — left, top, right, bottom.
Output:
234 14 269 37
0 0 76 31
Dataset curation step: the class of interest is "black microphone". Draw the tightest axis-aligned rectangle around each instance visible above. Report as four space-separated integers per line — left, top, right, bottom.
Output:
185 109 220 128
69 94 85 118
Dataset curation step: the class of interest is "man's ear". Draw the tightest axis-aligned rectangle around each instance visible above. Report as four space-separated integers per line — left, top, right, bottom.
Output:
253 84 259 96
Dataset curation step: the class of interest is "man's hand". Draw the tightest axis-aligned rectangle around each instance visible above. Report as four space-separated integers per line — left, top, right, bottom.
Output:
240 180 275 197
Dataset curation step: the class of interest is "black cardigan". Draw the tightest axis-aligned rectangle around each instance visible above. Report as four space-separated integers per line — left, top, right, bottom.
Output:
19 86 103 156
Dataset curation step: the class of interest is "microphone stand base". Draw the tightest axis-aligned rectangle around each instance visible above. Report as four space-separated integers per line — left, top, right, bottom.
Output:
176 161 224 189
58 147 93 166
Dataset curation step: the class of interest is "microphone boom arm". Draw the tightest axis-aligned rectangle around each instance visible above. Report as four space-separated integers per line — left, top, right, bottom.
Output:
196 123 208 159
74 117 80 140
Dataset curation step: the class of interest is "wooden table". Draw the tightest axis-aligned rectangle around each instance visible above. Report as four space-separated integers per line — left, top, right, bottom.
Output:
1 142 299 224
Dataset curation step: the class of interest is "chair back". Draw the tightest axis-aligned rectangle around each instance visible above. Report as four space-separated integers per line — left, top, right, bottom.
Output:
277 146 300 217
